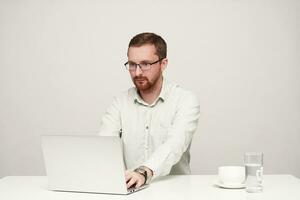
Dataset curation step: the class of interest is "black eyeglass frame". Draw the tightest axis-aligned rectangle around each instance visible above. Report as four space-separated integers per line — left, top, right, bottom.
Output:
124 57 165 71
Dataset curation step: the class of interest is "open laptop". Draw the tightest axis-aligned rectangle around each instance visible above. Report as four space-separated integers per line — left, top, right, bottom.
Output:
41 135 148 195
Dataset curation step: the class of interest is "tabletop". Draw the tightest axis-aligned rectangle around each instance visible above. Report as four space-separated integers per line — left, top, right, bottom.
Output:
0 175 299 200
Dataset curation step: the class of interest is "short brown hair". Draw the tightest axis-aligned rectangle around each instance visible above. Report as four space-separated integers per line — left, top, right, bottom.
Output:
128 32 167 59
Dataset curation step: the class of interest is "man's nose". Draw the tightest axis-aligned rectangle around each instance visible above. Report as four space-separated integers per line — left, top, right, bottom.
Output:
135 65 142 76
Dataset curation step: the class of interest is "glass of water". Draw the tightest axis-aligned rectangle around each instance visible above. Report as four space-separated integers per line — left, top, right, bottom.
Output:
244 152 263 193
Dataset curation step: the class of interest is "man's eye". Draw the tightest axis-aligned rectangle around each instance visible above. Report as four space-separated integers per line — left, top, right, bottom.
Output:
140 63 149 67
128 63 136 67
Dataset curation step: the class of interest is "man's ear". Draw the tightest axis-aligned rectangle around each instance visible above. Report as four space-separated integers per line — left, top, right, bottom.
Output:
161 58 168 71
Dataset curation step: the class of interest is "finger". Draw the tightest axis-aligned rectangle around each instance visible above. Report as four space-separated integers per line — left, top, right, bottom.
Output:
133 173 145 189
126 178 136 189
135 179 144 188
125 171 132 182
125 173 131 182
126 177 137 189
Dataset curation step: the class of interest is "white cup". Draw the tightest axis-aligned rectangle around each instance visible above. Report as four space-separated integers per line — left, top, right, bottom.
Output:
218 166 245 185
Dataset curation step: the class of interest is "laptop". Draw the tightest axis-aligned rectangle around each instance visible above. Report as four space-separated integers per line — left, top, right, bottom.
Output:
41 135 148 195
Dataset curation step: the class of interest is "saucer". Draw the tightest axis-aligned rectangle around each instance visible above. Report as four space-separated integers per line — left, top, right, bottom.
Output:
214 180 245 189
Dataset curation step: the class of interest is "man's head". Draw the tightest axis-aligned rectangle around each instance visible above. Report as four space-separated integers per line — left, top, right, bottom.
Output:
126 32 168 92
128 32 167 59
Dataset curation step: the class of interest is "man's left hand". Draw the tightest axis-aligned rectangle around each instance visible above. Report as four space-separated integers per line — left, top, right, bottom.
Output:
125 170 145 189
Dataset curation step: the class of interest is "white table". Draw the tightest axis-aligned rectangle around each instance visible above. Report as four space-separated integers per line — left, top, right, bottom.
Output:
0 175 299 200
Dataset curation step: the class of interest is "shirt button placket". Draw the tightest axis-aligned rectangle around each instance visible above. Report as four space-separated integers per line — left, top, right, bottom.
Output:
144 109 150 159
145 128 149 159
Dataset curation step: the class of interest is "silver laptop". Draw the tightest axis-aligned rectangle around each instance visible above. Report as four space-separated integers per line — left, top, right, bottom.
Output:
41 135 147 195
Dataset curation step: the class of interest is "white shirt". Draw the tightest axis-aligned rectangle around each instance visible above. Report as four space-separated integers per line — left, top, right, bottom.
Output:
98 79 200 179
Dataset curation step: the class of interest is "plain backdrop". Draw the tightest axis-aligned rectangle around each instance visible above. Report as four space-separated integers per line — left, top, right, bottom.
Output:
0 0 299 178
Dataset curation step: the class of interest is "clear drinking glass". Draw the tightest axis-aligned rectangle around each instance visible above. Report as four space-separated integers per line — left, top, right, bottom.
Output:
244 152 263 193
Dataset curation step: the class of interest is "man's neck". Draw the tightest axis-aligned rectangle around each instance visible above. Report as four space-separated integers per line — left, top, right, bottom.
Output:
139 77 163 105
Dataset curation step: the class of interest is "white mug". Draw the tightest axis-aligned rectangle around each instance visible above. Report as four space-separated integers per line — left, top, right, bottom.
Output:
218 166 245 185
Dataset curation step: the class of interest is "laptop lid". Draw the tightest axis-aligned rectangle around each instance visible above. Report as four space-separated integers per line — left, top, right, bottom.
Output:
41 135 129 194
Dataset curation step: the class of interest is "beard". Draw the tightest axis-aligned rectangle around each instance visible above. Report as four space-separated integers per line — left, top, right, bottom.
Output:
133 74 160 92
133 76 152 91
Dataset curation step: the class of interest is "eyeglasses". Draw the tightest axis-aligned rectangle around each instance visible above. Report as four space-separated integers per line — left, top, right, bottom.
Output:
124 58 165 71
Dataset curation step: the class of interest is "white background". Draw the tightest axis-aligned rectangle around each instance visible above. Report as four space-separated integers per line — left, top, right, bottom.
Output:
0 0 299 178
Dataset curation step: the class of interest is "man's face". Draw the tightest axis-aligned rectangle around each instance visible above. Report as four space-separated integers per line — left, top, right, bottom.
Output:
127 44 166 91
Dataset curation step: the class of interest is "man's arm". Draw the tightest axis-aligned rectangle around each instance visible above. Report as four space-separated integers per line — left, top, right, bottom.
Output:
126 91 200 188
98 97 122 136
142 91 200 179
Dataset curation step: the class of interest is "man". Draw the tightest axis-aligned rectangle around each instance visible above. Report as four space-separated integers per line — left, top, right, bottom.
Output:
99 32 200 189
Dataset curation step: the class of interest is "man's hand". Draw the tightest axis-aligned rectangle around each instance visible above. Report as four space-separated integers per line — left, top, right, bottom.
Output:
125 170 145 189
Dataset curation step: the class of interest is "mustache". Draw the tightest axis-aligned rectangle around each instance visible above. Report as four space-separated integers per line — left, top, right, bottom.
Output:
134 76 148 81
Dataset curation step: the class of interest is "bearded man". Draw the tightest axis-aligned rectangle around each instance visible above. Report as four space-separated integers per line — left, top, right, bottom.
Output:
99 32 200 189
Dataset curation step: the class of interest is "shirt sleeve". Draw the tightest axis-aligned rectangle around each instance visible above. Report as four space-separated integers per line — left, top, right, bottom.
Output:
98 96 122 136
142 91 200 179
